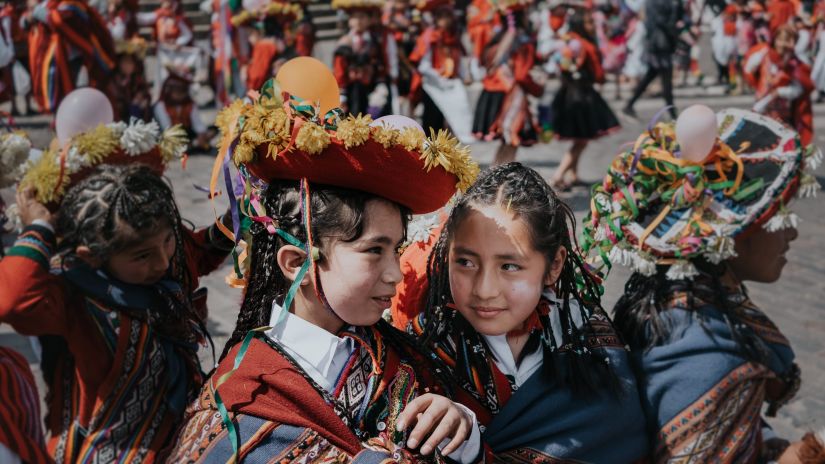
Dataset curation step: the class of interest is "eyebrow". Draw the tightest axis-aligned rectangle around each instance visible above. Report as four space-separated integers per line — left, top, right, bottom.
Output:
361 235 402 246
453 246 522 261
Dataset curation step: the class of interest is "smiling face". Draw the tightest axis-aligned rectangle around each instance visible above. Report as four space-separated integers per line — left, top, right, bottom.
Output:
729 225 798 283
105 222 177 286
448 204 561 336
315 199 405 327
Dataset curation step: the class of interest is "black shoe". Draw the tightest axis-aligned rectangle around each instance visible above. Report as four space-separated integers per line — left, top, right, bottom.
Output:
622 106 638 120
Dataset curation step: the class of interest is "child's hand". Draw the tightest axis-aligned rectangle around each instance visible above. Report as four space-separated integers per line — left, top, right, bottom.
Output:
16 187 53 227
397 393 474 456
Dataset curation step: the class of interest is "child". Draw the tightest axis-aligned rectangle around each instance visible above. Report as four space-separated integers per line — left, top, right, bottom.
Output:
3 162 233 462
408 0 467 133
243 25 284 92
27 0 116 112
547 9 620 190
743 24 814 146
107 38 152 122
394 162 649 461
332 0 392 117
166 72 483 462
0 346 50 463
472 2 543 165
153 68 211 152
582 108 821 462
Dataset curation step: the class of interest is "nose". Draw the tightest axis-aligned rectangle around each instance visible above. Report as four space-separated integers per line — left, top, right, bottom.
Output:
383 253 403 286
785 226 799 243
152 248 172 275
471 267 500 301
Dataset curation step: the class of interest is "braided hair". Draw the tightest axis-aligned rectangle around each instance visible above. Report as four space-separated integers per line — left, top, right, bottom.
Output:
220 180 411 360
56 164 193 296
422 162 618 396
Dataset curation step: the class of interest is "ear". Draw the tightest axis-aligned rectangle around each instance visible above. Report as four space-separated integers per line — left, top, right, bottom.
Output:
544 246 568 287
75 246 103 268
276 245 312 285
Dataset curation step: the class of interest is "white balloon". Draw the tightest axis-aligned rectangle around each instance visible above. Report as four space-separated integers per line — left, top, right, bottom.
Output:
675 104 717 163
55 88 114 147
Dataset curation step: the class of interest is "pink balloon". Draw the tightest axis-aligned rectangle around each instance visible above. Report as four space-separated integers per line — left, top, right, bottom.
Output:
370 115 425 134
55 88 114 146
675 105 717 163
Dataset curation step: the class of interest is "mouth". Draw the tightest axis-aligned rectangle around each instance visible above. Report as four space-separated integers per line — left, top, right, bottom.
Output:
471 306 505 319
371 295 394 307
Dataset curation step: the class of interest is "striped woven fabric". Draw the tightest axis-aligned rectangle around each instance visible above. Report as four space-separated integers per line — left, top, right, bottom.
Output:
0 346 50 464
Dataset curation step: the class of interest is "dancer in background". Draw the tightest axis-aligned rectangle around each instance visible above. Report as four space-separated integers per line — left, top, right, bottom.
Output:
472 0 542 165
548 9 619 190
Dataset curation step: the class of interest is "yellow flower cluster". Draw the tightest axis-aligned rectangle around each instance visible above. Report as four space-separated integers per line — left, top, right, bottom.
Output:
222 95 478 192
295 122 329 155
72 124 120 165
231 2 302 26
20 149 64 204
331 0 385 10
421 129 479 191
337 114 373 149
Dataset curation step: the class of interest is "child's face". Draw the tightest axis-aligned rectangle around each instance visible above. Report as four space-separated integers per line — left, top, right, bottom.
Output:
119 55 136 75
729 225 797 283
774 31 796 57
315 199 405 326
448 204 557 336
435 11 453 29
106 223 176 285
349 11 369 33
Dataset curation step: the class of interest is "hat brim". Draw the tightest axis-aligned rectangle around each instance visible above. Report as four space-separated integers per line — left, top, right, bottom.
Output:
248 138 458 215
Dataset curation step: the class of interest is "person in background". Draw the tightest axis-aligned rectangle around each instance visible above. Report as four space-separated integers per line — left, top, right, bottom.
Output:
622 0 684 120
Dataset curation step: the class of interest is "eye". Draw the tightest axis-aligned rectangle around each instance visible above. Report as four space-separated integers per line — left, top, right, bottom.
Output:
135 253 151 261
502 263 522 272
455 257 475 268
365 246 383 255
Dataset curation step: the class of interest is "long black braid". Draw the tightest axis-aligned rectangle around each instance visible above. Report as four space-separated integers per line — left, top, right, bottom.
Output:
614 262 769 364
220 180 411 360
421 162 619 397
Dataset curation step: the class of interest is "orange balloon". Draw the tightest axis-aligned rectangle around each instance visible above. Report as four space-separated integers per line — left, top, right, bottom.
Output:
275 57 341 115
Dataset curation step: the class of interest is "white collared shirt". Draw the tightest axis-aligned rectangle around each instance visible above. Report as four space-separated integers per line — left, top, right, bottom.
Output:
483 290 588 389
482 334 543 389
265 302 481 463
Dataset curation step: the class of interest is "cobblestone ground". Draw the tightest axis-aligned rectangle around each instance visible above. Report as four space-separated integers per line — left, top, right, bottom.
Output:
2 78 823 441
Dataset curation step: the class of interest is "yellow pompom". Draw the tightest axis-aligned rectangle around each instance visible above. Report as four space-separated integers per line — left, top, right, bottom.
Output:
19 150 64 204
159 125 189 162
71 124 119 165
397 127 425 152
336 114 373 149
295 121 330 155
372 125 397 149
422 129 478 192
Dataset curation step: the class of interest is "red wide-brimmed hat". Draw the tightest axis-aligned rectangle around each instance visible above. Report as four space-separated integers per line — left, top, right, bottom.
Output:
216 79 478 215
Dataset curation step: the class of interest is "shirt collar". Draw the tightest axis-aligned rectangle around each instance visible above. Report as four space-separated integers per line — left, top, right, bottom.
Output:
264 301 355 391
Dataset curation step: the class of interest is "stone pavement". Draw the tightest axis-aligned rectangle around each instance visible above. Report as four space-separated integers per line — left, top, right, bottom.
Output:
2 83 824 443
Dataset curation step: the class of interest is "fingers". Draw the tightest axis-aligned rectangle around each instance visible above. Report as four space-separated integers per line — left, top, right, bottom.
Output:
396 393 433 434
405 404 447 451
439 411 471 456
420 408 465 456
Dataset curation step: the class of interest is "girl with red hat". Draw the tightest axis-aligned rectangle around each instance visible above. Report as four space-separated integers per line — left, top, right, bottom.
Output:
166 64 484 462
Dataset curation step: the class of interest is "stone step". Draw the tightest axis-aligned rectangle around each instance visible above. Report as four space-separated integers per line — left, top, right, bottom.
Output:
136 0 344 43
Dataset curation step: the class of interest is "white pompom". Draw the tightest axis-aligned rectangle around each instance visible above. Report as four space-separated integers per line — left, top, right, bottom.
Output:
666 260 699 280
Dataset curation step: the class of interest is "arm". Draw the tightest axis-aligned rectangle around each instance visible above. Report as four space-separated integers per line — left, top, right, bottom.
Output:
514 44 543 96
182 215 233 279
153 101 173 130
189 105 208 135
175 19 193 46
0 225 69 337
